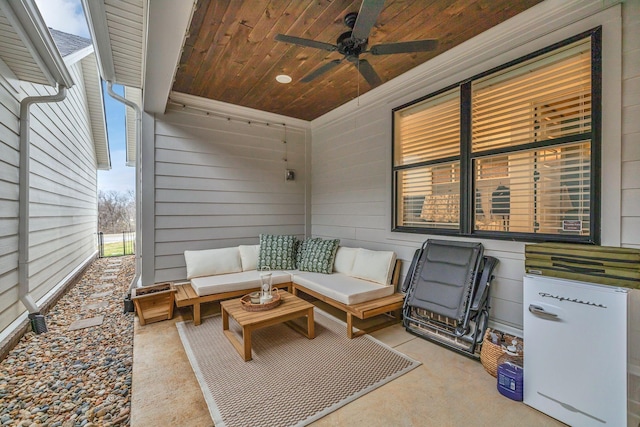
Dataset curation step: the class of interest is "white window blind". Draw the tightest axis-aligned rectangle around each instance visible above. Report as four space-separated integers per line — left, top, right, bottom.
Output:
398 162 460 229
394 89 460 166
474 142 590 234
472 39 591 152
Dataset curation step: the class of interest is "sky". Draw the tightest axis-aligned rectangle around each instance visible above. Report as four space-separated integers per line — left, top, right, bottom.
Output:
35 0 136 194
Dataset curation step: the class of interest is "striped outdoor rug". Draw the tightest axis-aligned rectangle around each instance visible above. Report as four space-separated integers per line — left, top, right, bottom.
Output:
176 308 420 427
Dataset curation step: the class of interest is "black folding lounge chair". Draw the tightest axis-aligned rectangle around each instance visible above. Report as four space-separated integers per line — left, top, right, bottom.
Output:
402 239 498 358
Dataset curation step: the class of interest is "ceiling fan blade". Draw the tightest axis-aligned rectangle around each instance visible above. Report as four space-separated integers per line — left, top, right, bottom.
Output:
355 59 382 87
301 59 343 82
370 39 438 55
351 0 385 41
274 34 337 52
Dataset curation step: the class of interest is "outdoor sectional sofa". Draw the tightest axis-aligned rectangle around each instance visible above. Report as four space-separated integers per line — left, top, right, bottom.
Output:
175 235 404 338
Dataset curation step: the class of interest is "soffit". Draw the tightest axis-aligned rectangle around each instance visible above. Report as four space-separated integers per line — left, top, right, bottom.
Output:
81 53 111 170
0 9 52 85
104 0 145 88
84 0 145 88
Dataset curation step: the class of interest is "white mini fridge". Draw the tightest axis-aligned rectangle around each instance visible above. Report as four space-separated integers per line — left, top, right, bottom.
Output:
523 274 628 426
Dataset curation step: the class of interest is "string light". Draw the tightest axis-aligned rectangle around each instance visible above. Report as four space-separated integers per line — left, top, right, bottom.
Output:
169 99 293 130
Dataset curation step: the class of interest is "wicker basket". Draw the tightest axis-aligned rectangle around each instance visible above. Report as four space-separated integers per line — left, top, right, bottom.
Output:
480 328 524 377
240 289 282 312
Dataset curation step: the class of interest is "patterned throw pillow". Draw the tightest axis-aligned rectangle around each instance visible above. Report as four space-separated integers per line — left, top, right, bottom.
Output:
296 238 311 268
298 238 340 274
257 234 298 270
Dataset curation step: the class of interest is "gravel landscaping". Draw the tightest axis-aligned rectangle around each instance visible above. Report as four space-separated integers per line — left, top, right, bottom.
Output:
0 256 135 427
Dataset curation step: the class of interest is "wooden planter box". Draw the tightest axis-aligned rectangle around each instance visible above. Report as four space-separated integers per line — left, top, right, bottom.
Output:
131 282 177 325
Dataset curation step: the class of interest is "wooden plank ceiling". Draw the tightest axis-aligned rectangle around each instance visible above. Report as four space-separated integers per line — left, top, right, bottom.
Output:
173 0 543 121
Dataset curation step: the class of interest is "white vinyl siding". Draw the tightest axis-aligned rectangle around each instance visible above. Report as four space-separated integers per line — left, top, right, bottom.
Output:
0 61 98 333
152 105 308 282
621 2 640 415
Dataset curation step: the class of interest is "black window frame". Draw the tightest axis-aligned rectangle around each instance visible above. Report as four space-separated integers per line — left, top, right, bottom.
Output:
392 27 602 244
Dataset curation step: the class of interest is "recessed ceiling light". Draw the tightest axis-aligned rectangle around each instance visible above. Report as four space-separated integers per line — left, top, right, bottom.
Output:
276 74 292 84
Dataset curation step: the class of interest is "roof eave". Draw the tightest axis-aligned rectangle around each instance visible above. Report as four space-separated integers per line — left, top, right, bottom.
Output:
2 0 74 88
81 0 116 83
80 53 111 171
142 0 195 113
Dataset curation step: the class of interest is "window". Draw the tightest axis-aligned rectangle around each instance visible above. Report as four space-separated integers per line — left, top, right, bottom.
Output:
393 28 600 243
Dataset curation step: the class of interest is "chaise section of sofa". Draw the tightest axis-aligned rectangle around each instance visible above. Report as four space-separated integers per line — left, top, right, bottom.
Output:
291 247 403 338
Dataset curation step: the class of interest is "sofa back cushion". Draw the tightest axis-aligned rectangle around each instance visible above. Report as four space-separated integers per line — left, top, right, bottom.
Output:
257 234 298 270
350 248 397 286
298 238 340 274
333 246 358 274
238 244 260 271
184 247 242 279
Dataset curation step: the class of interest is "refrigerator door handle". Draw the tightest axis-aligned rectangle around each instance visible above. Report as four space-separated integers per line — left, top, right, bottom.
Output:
528 304 559 319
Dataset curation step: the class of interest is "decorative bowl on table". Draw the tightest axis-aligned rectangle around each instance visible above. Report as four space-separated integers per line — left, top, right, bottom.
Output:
240 289 281 311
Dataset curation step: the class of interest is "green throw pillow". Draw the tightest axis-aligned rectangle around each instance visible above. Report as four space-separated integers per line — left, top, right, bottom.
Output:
298 238 340 274
257 234 298 270
296 238 312 268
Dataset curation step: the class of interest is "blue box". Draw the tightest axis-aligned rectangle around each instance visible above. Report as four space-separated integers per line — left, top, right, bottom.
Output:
497 362 523 401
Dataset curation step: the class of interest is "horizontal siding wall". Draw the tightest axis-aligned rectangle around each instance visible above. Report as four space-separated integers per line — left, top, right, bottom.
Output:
621 2 640 422
0 60 98 334
311 3 628 331
153 105 307 282
0 65 21 333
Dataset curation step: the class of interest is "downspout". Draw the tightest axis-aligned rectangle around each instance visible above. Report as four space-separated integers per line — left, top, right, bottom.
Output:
106 81 141 295
19 85 68 332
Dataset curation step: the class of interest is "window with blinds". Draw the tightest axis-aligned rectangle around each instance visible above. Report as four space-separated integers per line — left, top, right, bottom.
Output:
394 88 461 230
472 39 591 152
393 29 600 243
394 89 460 166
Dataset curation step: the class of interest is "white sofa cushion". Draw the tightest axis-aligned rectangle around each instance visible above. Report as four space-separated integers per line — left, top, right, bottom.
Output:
238 244 260 271
191 270 292 296
350 248 396 286
333 246 358 274
184 247 242 279
293 272 393 305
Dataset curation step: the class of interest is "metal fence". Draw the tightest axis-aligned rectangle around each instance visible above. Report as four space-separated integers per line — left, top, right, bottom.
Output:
98 231 135 257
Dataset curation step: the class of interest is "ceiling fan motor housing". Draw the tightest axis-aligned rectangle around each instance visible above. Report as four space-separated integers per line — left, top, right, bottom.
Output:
337 31 366 57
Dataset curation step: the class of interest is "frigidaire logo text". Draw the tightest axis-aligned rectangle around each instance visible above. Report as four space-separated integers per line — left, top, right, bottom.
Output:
538 292 607 309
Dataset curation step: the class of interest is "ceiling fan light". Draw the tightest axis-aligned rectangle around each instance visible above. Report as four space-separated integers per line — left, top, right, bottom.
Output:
276 74 292 84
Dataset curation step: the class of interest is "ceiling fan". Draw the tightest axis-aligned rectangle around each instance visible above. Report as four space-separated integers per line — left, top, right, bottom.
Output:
274 0 438 87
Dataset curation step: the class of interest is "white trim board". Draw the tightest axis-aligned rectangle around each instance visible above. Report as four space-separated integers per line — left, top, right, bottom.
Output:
168 91 311 132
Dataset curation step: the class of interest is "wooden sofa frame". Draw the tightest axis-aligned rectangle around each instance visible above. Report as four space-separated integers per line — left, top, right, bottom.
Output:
292 259 404 338
175 282 292 326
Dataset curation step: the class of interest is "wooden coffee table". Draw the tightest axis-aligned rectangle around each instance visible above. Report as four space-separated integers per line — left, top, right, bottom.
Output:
220 291 315 361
